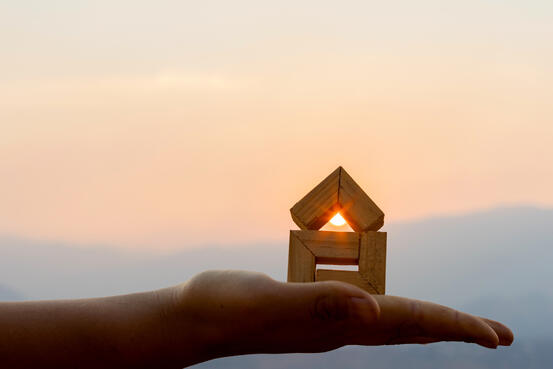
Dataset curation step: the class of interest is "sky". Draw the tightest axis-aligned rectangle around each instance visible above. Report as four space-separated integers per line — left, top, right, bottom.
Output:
1 1 552 250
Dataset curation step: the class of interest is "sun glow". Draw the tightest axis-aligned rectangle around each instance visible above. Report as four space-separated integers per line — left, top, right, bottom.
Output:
329 213 347 226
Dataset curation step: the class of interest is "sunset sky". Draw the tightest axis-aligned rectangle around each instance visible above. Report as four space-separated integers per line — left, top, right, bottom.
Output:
1 1 552 250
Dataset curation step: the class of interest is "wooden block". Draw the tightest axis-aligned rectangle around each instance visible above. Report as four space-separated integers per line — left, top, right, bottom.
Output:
290 230 359 265
358 231 387 294
339 169 384 232
287 231 316 282
290 167 340 230
290 167 384 232
288 229 386 294
316 269 379 294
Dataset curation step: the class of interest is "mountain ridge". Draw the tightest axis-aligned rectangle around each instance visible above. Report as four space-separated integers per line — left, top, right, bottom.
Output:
1 205 551 340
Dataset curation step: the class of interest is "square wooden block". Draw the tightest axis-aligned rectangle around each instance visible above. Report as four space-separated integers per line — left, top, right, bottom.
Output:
287 230 386 294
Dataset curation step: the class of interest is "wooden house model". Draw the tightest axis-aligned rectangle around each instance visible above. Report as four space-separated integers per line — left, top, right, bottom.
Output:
287 166 387 294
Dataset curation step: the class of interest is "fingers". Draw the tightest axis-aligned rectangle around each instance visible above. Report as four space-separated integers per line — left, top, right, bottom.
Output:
264 282 511 351
480 317 514 346
359 295 501 349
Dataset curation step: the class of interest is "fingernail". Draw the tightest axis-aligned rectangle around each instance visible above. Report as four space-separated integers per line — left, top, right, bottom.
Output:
349 296 379 324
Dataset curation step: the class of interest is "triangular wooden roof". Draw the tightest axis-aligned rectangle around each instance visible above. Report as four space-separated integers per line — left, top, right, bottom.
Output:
290 166 384 232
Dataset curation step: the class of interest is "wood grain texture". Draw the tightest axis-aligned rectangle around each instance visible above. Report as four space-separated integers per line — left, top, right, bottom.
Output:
288 230 386 294
290 167 384 232
359 231 387 294
291 230 359 265
290 167 340 230
316 269 379 294
339 168 385 232
287 231 316 282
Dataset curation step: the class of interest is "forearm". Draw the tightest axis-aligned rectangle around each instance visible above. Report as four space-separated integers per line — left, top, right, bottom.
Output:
0 290 172 369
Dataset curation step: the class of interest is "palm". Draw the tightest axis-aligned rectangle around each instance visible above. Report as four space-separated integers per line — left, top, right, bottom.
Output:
165 270 512 359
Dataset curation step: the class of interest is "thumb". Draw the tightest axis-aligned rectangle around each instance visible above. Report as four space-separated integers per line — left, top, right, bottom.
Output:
307 282 380 325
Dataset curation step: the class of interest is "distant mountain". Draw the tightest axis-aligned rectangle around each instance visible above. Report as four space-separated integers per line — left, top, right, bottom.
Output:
0 284 24 301
463 293 553 339
1 205 552 367
0 205 552 341
190 339 553 369
0 236 287 300
384 206 553 306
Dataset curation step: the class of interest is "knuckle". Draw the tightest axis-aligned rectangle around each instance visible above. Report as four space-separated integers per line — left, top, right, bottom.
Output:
409 300 424 322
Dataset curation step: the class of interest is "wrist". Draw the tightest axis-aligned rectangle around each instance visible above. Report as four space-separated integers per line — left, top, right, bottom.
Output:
153 283 223 368
93 290 175 369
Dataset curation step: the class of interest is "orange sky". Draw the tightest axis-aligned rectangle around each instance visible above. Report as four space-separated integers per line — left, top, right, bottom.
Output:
1 1 552 249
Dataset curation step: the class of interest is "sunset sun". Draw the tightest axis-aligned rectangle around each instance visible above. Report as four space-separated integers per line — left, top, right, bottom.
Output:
329 212 346 226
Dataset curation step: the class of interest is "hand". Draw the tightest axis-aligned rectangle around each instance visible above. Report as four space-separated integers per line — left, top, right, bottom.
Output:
0 270 513 369
159 270 513 366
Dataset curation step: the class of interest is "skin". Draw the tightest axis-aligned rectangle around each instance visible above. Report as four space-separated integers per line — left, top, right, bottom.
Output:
0 270 513 368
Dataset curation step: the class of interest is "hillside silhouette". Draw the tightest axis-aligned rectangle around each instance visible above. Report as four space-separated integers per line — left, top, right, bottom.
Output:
1 206 551 367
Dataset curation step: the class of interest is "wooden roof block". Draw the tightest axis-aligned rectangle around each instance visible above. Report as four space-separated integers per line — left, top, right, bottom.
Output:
290 167 384 232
